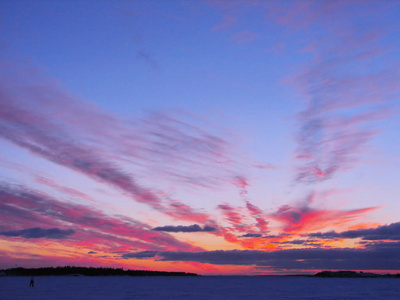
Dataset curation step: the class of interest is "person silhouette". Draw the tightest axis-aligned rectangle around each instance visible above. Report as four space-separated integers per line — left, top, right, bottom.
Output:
29 277 34 287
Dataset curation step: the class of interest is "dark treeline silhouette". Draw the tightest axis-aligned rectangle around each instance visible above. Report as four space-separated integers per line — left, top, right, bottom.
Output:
315 270 400 278
1 266 198 277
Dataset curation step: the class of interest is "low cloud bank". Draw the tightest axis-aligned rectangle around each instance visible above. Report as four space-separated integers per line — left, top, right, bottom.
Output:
308 222 400 241
122 251 159 259
122 241 400 270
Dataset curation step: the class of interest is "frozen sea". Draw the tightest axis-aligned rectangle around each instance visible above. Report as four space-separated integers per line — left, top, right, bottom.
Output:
0 276 399 300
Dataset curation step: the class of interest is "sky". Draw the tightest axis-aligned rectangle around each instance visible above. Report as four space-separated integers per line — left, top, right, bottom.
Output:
0 0 400 275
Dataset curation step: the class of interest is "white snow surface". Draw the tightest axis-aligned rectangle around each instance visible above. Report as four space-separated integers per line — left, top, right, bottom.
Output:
0 276 399 300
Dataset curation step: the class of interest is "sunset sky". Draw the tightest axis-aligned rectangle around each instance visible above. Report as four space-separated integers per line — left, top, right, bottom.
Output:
1 0 400 275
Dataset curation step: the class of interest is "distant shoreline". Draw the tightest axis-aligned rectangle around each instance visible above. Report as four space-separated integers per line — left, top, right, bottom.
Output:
313 271 400 278
0 266 198 277
1 267 399 278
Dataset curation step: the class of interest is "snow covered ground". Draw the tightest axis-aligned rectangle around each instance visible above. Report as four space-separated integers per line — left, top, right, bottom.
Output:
0 276 399 300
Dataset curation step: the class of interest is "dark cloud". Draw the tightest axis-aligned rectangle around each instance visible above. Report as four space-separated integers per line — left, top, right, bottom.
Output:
308 222 400 241
279 239 322 247
239 233 262 238
88 251 97 254
152 224 216 233
0 227 75 239
130 241 400 270
122 251 158 259
281 239 308 245
262 235 282 239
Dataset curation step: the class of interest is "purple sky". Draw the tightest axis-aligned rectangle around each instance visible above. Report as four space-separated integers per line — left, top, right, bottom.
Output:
0 0 400 275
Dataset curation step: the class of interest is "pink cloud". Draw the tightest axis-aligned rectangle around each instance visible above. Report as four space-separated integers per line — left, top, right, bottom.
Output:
232 175 249 189
212 15 235 31
217 203 248 232
263 1 400 187
0 65 248 225
283 3 400 184
230 30 260 44
0 184 201 253
295 119 378 184
126 111 239 189
245 201 268 233
253 163 278 170
165 201 212 224
265 1 386 32
270 193 381 235
35 176 95 202
0 78 166 209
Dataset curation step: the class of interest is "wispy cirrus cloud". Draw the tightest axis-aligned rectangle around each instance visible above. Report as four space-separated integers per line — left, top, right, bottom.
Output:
0 184 201 253
164 201 213 224
0 92 164 210
35 176 95 202
230 30 259 44
266 1 400 184
245 201 269 233
218 203 247 232
131 111 239 189
0 64 243 225
212 15 235 31
231 176 269 234
0 61 388 258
